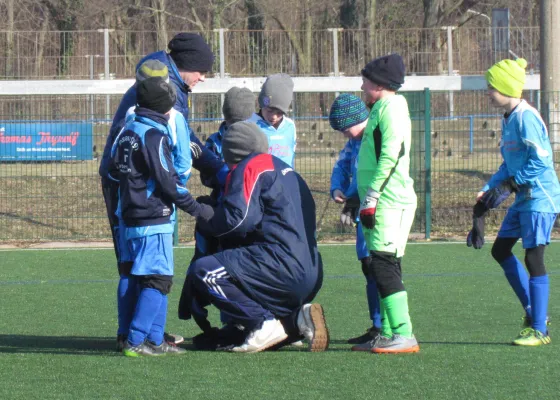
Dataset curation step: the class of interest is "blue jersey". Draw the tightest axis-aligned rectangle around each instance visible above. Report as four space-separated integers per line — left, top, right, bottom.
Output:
248 113 296 167
483 100 560 213
205 121 227 161
330 138 361 201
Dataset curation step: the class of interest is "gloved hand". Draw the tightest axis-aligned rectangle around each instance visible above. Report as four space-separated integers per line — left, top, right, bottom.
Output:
340 197 360 227
196 194 218 207
479 176 517 209
466 202 487 249
359 189 380 230
197 203 214 222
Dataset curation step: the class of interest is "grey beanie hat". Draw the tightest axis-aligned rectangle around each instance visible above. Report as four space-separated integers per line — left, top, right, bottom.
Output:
136 59 169 83
222 121 269 165
258 73 294 114
223 87 256 124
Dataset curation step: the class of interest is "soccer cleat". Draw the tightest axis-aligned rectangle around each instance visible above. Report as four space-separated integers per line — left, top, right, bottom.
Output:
351 333 386 352
512 328 551 346
522 315 551 328
371 334 420 354
146 340 187 355
297 303 329 352
347 326 381 344
231 319 288 353
116 334 127 352
123 341 166 357
163 332 185 345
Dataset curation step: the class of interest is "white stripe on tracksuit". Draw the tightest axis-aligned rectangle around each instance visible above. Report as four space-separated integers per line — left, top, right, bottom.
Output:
202 266 229 299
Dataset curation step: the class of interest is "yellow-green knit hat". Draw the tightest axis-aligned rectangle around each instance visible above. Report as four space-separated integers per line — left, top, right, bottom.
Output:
485 58 528 98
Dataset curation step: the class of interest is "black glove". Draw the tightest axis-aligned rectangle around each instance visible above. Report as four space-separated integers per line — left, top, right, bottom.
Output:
466 202 487 249
480 177 517 209
197 203 214 222
340 197 360 226
196 194 218 207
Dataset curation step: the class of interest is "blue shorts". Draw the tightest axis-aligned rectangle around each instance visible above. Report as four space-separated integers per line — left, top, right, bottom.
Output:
356 222 369 260
116 218 132 263
497 209 557 249
128 233 174 276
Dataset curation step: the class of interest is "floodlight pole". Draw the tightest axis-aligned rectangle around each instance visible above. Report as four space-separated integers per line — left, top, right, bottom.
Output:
540 0 560 152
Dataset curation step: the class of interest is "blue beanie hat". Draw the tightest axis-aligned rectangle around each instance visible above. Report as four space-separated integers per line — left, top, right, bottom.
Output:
329 94 369 132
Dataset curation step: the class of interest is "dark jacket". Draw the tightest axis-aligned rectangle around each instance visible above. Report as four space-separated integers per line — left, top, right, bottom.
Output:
111 108 204 227
198 153 323 317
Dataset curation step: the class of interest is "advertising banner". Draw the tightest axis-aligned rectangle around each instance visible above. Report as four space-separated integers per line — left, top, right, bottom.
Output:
0 121 93 161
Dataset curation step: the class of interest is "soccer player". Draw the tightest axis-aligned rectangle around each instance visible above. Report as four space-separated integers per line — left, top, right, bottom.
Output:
111 77 213 356
179 121 328 353
329 93 381 344
355 53 419 353
206 86 256 160
248 73 297 167
473 58 560 346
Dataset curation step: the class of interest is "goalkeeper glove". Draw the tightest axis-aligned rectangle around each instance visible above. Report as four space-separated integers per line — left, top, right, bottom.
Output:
359 189 380 230
479 176 517 209
466 202 488 249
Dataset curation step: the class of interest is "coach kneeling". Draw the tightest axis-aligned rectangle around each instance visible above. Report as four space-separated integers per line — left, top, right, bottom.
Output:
179 121 328 353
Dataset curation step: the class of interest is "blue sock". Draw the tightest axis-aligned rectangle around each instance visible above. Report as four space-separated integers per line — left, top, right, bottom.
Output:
365 279 381 329
147 295 168 346
117 275 138 335
128 288 164 346
499 255 531 312
529 275 549 334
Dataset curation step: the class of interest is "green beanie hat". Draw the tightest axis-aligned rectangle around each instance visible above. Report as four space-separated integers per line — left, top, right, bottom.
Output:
485 58 528 98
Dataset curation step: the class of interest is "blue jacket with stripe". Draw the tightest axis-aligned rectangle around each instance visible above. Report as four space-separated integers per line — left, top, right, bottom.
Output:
483 100 560 213
197 153 323 316
111 108 206 233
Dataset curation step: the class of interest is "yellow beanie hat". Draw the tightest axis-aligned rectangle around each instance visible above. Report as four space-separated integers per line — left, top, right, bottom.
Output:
485 58 527 98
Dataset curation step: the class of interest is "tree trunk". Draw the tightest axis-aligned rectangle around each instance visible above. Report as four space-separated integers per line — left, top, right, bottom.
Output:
368 0 377 57
152 0 169 50
6 0 14 78
35 13 50 77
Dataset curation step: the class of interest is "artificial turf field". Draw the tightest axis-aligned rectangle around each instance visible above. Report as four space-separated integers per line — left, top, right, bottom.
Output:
0 243 558 399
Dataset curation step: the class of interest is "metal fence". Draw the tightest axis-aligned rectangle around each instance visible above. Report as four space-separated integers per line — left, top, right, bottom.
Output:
0 27 540 80
3 89 559 243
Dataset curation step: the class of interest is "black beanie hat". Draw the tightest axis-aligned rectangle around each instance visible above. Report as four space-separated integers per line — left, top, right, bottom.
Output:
136 77 177 114
361 53 405 91
168 33 214 72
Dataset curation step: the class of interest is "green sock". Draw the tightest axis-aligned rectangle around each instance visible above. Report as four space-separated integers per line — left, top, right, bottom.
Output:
378 296 392 338
381 291 413 338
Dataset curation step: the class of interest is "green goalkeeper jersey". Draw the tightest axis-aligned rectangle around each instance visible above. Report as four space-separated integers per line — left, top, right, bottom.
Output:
357 94 417 209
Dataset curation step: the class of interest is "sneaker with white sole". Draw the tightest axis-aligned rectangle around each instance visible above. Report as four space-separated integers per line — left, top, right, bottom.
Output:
231 319 288 353
297 303 329 352
371 334 419 354
163 332 185 345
